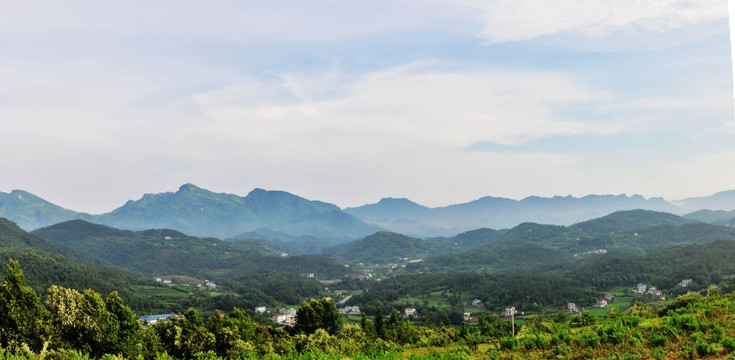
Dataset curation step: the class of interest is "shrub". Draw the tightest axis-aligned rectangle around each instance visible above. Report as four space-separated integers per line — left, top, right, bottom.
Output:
499 337 517 351
552 344 570 356
722 337 735 352
579 333 600 348
695 341 714 357
649 333 667 346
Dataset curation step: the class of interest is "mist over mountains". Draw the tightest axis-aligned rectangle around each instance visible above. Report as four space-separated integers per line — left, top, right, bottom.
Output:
1 184 735 246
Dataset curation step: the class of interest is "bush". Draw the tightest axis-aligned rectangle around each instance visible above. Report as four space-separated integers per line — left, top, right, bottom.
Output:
695 341 714 357
722 338 735 352
579 333 600 348
552 344 570 356
649 333 667 346
499 337 517 351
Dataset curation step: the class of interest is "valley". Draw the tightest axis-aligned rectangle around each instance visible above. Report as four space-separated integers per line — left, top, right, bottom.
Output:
1 186 735 358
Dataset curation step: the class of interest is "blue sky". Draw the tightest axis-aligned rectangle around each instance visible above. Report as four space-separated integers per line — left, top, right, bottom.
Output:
0 1 733 213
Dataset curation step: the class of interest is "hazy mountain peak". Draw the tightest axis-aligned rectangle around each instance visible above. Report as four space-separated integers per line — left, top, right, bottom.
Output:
375 197 428 209
247 187 269 195
178 183 202 192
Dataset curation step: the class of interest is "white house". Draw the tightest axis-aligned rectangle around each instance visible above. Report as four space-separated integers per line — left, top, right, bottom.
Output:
139 313 174 325
567 303 579 312
404 307 416 316
595 299 608 308
255 306 267 313
339 306 361 315
503 306 517 317
636 283 647 293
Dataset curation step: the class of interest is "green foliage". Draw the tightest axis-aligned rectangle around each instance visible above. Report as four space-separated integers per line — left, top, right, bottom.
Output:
323 230 506 265
0 260 43 350
295 298 342 335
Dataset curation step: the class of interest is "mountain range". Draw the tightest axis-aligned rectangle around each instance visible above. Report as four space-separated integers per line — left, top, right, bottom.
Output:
2 184 735 244
0 184 382 250
344 192 735 236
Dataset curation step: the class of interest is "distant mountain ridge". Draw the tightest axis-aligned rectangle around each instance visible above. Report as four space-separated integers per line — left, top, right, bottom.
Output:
0 190 88 230
345 194 679 236
91 184 382 241
0 184 383 247
2 184 735 241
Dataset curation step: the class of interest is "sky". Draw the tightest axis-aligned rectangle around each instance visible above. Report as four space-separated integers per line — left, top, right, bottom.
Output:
1 1 733 214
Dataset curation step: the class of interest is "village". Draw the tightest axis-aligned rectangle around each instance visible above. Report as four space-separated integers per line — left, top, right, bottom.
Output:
141 263 698 329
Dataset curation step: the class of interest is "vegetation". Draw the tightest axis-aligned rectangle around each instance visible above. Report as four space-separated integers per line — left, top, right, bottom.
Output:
4 259 735 359
322 230 506 265
406 211 735 274
32 219 351 308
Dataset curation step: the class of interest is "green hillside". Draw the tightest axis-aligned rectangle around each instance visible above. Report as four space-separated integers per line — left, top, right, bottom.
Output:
0 218 176 313
406 210 735 274
33 220 347 280
410 240 574 273
571 240 735 292
322 232 433 263
569 209 695 235
322 229 506 264
685 209 735 226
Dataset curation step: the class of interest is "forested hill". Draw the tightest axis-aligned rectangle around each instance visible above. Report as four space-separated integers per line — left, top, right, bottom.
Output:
407 210 735 274
568 209 695 235
33 219 348 281
321 229 506 264
685 208 735 226
571 240 735 293
0 218 166 312
0 218 103 264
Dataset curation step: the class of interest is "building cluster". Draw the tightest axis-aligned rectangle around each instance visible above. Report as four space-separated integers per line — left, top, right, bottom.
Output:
254 306 297 325
634 283 662 297
138 313 175 325
339 305 361 315
573 248 608 257
154 277 216 288
344 273 372 280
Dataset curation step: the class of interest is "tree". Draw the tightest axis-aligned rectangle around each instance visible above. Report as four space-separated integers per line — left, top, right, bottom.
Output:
295 298 342 335
44 285 83 350
374 307 385 339
478 315 512 339
105 291 142 357
77 289 113 357
0 260 44 350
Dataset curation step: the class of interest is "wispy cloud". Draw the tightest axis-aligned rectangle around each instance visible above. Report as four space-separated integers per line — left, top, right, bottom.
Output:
476 0 728 42
196 63 621 147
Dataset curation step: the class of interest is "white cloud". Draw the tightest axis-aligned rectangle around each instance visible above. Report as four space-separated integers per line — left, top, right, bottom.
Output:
726 120 735 133
477 0 728 42
196 63 620 147
0 1 479 45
